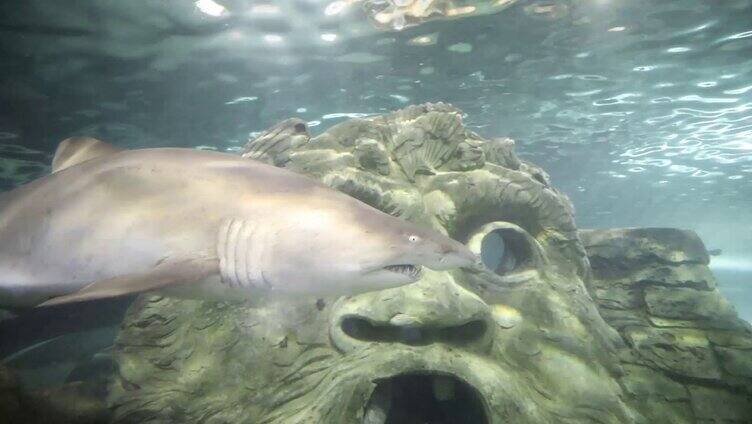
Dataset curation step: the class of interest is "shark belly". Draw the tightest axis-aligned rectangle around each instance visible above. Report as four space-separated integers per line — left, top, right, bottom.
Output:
0 212 193 307
156 274 262 304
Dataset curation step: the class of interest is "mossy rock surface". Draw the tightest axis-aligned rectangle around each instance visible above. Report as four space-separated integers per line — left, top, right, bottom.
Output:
101 105 751 423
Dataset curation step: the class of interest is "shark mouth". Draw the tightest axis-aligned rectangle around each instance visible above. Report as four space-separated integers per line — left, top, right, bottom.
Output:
362 373 488 424
383 264 423 279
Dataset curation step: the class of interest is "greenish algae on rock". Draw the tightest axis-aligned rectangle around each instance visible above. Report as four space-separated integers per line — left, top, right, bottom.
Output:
105 104 750 423
581 227 752 423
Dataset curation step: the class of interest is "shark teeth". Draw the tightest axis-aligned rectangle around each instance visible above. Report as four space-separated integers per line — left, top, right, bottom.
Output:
384 264 422 278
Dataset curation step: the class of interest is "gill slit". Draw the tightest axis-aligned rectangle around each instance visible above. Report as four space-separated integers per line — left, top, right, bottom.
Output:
258 225 271 289
219 217 271 290
238 220 253 288
218 218 229 286
219 218 243 288
227 219 243 287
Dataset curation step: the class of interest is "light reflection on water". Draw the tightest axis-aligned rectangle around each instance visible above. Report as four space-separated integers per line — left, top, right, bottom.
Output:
0 0 749 260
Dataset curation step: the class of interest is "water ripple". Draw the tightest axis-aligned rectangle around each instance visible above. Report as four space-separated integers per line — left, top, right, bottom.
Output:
0 0 749 235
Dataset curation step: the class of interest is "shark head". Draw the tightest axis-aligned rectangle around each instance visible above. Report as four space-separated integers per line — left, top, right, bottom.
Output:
256 190 479 297
353 215 480 289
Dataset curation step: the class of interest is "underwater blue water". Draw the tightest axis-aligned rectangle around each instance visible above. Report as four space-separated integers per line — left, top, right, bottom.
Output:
0 0 750 371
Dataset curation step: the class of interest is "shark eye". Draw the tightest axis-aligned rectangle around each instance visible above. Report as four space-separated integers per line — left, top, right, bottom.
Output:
408 235 420 243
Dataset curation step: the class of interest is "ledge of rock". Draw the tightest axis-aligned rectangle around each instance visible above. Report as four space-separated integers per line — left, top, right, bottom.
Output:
581 227 752 422
581 228 710 267
0 364 109 424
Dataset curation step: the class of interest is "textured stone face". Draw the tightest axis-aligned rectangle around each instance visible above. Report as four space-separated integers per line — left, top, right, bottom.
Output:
108 104 750 423
109 104 634 423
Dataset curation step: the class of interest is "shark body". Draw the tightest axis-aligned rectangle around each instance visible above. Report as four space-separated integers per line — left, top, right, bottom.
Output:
0 138 477 308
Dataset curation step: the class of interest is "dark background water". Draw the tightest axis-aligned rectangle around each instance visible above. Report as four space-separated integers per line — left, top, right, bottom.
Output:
0 0 750 321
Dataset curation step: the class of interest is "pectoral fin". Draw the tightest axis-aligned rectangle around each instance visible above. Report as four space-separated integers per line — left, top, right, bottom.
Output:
37 257 219 307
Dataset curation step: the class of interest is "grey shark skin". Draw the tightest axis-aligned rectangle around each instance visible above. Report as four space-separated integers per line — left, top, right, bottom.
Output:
0 139 478 308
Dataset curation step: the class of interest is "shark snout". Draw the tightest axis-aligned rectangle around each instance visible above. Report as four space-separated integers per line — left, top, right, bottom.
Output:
455 246 482 268
430 241 481 270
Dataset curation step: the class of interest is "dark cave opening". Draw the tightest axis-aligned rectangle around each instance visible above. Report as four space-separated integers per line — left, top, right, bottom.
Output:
364 373 488 424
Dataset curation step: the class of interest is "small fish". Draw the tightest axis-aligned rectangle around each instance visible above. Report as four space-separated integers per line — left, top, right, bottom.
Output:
0 138 478 308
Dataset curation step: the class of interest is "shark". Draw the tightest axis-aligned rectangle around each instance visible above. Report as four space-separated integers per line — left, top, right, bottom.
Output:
0 137 478 308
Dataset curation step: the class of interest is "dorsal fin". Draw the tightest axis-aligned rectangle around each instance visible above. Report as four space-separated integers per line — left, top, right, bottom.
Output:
51 137 124 173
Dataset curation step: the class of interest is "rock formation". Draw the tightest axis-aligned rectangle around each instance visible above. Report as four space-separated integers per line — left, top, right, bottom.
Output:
580 228 752 423
0 363 109 424
111 103 636 423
